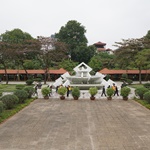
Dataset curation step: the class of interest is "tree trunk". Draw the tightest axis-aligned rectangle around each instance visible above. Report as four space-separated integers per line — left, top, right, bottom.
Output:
44 69 48 84
21 62 29 80
4 66 9 84
139 67 142 84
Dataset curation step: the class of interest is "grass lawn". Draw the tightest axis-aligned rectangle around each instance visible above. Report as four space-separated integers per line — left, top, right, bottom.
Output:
129 84 144 89
0 84 17 92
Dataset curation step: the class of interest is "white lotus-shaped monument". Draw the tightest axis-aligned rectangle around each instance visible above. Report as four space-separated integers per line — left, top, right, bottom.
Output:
53 62 115 90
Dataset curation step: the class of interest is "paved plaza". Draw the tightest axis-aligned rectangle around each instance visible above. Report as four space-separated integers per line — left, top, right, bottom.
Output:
0 97 150 150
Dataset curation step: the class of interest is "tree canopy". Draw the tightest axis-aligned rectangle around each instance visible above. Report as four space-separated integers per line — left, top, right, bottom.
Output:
55 20 88 61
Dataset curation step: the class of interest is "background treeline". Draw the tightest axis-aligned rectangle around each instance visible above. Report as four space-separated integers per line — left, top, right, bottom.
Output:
0 20 150 81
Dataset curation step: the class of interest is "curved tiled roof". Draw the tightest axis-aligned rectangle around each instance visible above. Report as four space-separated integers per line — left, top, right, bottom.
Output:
0 68 67 74
99 68 150 74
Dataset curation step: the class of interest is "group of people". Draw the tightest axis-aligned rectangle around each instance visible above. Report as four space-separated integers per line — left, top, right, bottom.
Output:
101 83 119 97
33 82 120 98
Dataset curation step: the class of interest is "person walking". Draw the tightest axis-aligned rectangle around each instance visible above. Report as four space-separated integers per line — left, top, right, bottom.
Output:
114 85 119 96
34 85 38 96
101 86 106 97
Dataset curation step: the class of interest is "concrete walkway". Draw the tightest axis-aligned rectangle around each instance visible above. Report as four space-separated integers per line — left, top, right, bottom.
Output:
0 98 150 150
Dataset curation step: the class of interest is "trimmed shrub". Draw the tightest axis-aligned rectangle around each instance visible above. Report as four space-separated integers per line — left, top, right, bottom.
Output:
106 88 114 97
89 87 98 97
126 79 133 85
143 83 150 90
120 87 131 98
0 94 19 109
143 91 150 103
26 79 34 85
0 101 4 113
58 86 67 96
14 90 28 103
41 87 50 97
0 92 2 97
23 86 34 98
135 87 149 100
72 87 80 98
16 84 25 90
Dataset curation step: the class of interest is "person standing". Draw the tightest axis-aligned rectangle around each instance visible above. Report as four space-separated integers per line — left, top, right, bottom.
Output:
67 85 70 97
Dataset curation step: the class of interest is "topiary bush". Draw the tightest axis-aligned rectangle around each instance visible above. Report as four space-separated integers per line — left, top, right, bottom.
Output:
41 87 50 98
126 79 133 85
0 101 4 113
89 87 98 97
143 83 150 90
58 86 67 96
23 86 34 98
120 86 131 100
0 94 19 109
143 91 150 103
14 90 28 103
106 88 114 99
26 79 34 85
72 87 80 99
0 92 2 97
16 84 26 90
135 87 149 100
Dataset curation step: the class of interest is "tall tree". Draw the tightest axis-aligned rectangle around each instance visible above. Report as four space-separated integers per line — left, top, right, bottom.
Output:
135 49 150 83
114 38 150 69
55 20 88 61
0 29 41 80
0 42 15 84
38 36 68 84
71 45 96 63
0 28 33 43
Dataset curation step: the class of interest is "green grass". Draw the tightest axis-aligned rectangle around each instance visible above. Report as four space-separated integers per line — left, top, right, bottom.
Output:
128 84 144 89
0 84 34 92
0 98 36 124
0 84 17 92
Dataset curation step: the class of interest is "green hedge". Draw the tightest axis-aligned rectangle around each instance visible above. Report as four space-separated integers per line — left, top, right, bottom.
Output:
14 90 28 103
0 95 19 109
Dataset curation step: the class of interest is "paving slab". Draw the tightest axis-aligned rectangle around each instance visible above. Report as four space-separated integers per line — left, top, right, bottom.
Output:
0 98 150 150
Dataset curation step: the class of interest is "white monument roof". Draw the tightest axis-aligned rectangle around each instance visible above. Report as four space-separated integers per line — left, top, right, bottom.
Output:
73 62 92 73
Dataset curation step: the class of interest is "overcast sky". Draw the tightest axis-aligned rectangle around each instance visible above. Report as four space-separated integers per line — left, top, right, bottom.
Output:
0 0 150 49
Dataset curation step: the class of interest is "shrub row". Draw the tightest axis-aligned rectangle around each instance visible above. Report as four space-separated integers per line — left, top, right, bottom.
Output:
0 86 34 113
135 86 150 103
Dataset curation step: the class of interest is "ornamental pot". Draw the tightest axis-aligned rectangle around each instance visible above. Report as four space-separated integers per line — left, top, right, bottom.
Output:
60 96 65 100
90 96 95 100
107 97 112 100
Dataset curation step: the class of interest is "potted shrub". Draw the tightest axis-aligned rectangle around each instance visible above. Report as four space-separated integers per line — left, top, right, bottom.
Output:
106 88 114 100
41 87 50 99
120 86 131 100
89 87 98 100
58 86 67 100
72 87 80 100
